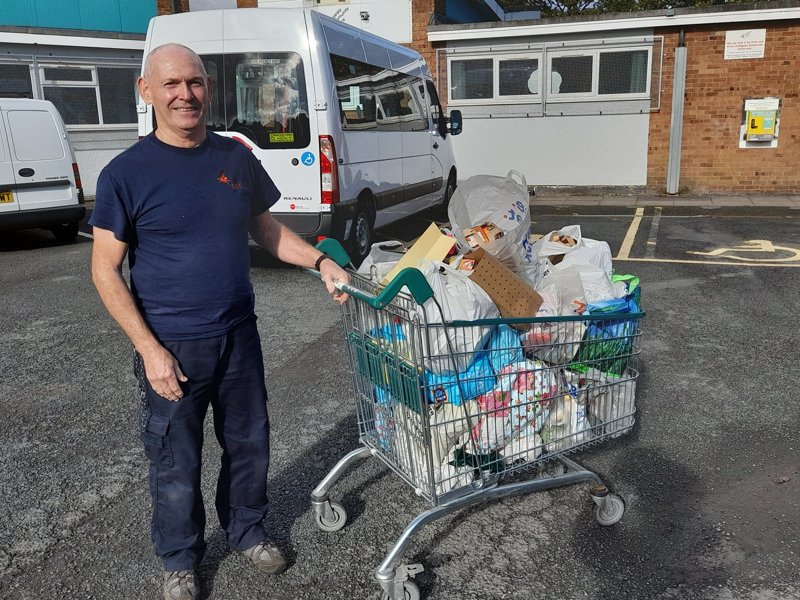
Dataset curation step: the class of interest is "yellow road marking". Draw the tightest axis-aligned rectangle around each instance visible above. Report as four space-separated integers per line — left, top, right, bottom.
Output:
616 256 800 268
616 207 644 260
687 239 800 262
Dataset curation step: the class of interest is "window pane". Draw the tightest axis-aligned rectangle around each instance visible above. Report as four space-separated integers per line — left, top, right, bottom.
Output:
450 59 492 100
396 77 427 132
0 64 33 98
499 58 538 96
43 87 99 125
551 56 593 94
98 67 138 124
331 54 377 130
43 67 93 82
599 50 648 95
225 53 310 149
202 57 224 129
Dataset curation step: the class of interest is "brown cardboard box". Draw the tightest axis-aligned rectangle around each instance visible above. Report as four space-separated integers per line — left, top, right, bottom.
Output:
464 248 543 326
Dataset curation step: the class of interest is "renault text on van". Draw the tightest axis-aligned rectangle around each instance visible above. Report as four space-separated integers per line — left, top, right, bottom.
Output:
139 8 462 264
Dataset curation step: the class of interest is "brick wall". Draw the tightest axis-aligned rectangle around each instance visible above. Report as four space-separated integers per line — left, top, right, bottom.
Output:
409 0 445 75
648 22 800 193
157 0 255 15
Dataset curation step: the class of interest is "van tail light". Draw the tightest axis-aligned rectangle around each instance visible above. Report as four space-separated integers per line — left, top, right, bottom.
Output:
319 135 339 205
72 162 85 204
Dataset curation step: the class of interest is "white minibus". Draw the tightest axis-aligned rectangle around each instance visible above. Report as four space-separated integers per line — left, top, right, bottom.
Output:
139 8 462 263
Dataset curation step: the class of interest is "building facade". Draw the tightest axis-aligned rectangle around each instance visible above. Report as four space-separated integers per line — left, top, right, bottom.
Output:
0 0 152 195
5 0 794 196
428 3 800 194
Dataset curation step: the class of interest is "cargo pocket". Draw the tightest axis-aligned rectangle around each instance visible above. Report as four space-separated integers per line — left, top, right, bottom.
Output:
140 412 174 469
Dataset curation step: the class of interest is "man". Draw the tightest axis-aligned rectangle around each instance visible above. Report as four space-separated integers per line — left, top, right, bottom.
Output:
90 43 350 600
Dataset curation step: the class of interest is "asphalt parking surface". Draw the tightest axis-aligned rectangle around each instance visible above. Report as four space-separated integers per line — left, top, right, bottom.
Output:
1 204 798 600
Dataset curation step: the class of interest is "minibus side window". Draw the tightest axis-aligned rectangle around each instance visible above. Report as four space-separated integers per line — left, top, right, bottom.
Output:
331 54 377 131
398 76 427 133
373 70 402 132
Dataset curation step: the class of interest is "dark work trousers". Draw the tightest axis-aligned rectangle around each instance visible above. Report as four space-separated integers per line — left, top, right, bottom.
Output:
133 314 270 571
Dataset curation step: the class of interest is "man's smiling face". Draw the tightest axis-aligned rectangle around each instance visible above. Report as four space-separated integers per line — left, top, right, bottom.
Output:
138 45 209 145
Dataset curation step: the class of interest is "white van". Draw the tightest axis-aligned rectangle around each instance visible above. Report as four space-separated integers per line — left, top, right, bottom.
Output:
140 7 462 263
0 99 85 242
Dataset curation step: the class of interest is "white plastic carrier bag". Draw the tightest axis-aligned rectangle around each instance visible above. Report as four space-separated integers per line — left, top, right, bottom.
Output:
447 170 532 272
357 240 406 282
526 225 614 287
415 260 500 375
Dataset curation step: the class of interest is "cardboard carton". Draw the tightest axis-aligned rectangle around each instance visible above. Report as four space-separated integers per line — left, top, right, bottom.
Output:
463 247 543 326
382 222 455 285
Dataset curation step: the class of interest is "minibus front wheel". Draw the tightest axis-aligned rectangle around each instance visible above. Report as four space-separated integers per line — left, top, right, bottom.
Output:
349 198 375 267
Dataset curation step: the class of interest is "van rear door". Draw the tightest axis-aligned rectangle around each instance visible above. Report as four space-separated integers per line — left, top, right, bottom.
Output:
216 10 321 231
5 105 76 211
0 110 19 215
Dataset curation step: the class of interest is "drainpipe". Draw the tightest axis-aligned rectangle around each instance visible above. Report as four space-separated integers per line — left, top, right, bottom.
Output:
171 0 183 14
666 30 686 195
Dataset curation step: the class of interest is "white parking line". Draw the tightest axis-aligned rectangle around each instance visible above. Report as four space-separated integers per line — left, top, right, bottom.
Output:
645 206 662 258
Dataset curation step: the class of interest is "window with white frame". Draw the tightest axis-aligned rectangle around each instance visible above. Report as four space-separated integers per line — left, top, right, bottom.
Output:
450 57 492 101
0 63 34 98
447 45 652 104
449 54 543 104
548 47 651 99
40 64 139 126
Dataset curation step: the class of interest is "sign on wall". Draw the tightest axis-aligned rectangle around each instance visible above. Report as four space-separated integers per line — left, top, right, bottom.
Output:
724 29 766 60
740 97 780 149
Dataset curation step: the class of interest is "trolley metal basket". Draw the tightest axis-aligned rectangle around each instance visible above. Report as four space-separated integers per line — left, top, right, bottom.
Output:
308 240 645 600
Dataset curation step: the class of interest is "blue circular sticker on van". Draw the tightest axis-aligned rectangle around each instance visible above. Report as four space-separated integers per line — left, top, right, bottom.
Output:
301 152 315 166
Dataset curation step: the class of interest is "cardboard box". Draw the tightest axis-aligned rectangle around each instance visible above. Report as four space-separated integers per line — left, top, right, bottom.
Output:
464 247 543 326
463 222 505 249
382 222 455 285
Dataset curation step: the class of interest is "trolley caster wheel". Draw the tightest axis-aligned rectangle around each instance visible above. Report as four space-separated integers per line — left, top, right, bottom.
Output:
536 462 565 479
315 501 347 532
593 494 625 526
380 580 420 600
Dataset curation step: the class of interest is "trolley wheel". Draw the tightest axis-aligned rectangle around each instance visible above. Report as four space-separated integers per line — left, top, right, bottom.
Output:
315 501 347 532
593 494 625 526
536 462 565 479
380 580 420 600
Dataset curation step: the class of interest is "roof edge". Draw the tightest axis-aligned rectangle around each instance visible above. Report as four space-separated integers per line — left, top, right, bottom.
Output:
429 0 800 41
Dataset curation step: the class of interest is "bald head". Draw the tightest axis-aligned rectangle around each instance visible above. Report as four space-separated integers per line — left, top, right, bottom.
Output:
138 43 210 147
143 43 207 81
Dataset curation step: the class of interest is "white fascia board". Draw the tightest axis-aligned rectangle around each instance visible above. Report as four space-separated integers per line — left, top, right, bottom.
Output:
0 31 144 50
429 7 800 42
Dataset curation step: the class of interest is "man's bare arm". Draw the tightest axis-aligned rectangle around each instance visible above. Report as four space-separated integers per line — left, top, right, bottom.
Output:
249 211 350 304
90 227 187 400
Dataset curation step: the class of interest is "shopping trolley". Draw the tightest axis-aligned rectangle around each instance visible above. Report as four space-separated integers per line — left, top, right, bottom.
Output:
308 240 645 600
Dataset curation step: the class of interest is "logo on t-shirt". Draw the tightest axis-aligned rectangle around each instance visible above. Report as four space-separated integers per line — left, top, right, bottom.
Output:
217 172 242 190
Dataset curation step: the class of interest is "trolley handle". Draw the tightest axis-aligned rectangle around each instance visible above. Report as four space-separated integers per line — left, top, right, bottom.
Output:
306 239 435 310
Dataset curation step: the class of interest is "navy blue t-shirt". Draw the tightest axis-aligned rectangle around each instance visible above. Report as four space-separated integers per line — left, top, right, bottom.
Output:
90 132 280 340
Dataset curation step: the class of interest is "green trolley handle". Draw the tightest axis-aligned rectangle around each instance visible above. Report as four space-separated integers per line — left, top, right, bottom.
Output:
307 239 435 310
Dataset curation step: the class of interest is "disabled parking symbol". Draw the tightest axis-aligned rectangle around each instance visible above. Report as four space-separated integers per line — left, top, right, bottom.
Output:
301 152 315 166
688 239 800 262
